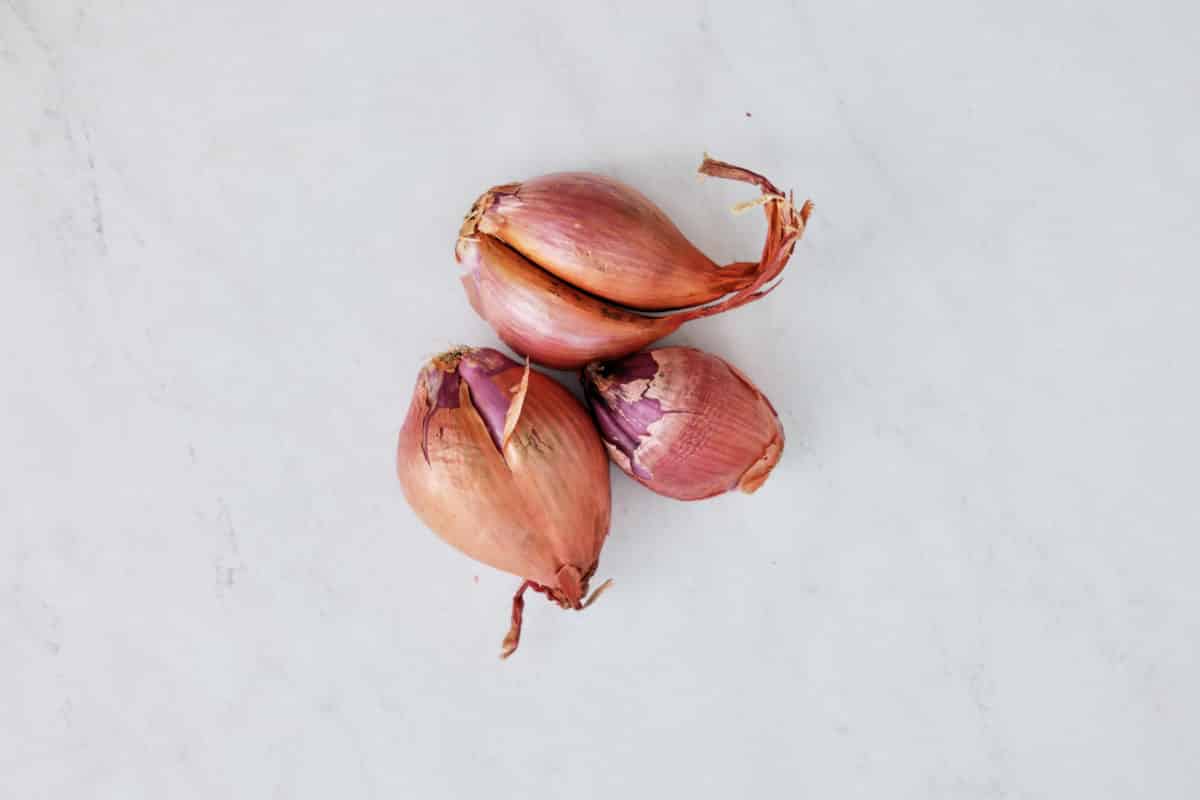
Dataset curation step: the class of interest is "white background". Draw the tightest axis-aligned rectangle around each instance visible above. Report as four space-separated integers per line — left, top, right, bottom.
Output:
4 1 1198 797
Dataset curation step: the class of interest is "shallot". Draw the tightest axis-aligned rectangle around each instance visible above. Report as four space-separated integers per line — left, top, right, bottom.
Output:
457 156 812 369
582 346 784 500
396 346 612 657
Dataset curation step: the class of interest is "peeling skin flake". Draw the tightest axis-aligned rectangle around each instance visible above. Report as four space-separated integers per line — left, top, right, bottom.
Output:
459 352 516 451
421 347 521 460
420 367 461 463
583 353 666 480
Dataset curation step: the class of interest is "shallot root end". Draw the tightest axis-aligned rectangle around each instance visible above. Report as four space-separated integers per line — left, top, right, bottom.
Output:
581 578 613 610
500 579 549 660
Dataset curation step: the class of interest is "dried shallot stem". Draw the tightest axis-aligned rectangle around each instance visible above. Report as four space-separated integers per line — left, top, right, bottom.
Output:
499 575 613 659
581 578 614 609
684 155 814 323
500 579 547 660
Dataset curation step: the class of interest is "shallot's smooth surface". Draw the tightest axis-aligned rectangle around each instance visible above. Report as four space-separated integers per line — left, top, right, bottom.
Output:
457 156 812 369
583 346 784 501
396 346 612 657
468 172 755 310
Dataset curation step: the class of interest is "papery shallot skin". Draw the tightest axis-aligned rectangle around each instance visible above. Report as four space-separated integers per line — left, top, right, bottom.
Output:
397 347 611 606
469 173 756 310
583 347 784 501
456 156 813 370
455 235 679 370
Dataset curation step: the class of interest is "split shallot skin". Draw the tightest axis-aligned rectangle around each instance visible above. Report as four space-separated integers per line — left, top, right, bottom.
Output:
583 347 784 501
396 346 612 657
457 156 813 370
468 172 754 310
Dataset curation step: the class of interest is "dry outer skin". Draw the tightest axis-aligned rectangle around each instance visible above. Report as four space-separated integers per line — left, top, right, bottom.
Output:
397 349 610 602
585 347 784 500
456 156 813 370
456 236 677 370
471 172 758 310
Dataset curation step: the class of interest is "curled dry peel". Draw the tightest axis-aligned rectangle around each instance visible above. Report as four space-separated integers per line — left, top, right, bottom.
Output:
583 346 784 501
457 156 813 369
396 346 612 657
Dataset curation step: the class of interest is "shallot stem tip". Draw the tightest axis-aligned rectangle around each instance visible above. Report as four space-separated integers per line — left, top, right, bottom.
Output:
581 578 614 610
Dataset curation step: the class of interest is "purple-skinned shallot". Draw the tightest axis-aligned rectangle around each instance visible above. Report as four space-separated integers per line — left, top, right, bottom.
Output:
583 346 784 500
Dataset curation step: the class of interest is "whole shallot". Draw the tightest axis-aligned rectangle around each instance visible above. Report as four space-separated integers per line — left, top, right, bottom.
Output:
396 346 613 657
583 346 784 501
457 156 813 369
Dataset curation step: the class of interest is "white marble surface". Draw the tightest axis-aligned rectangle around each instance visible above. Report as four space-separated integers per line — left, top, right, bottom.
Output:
4 1 1199 797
